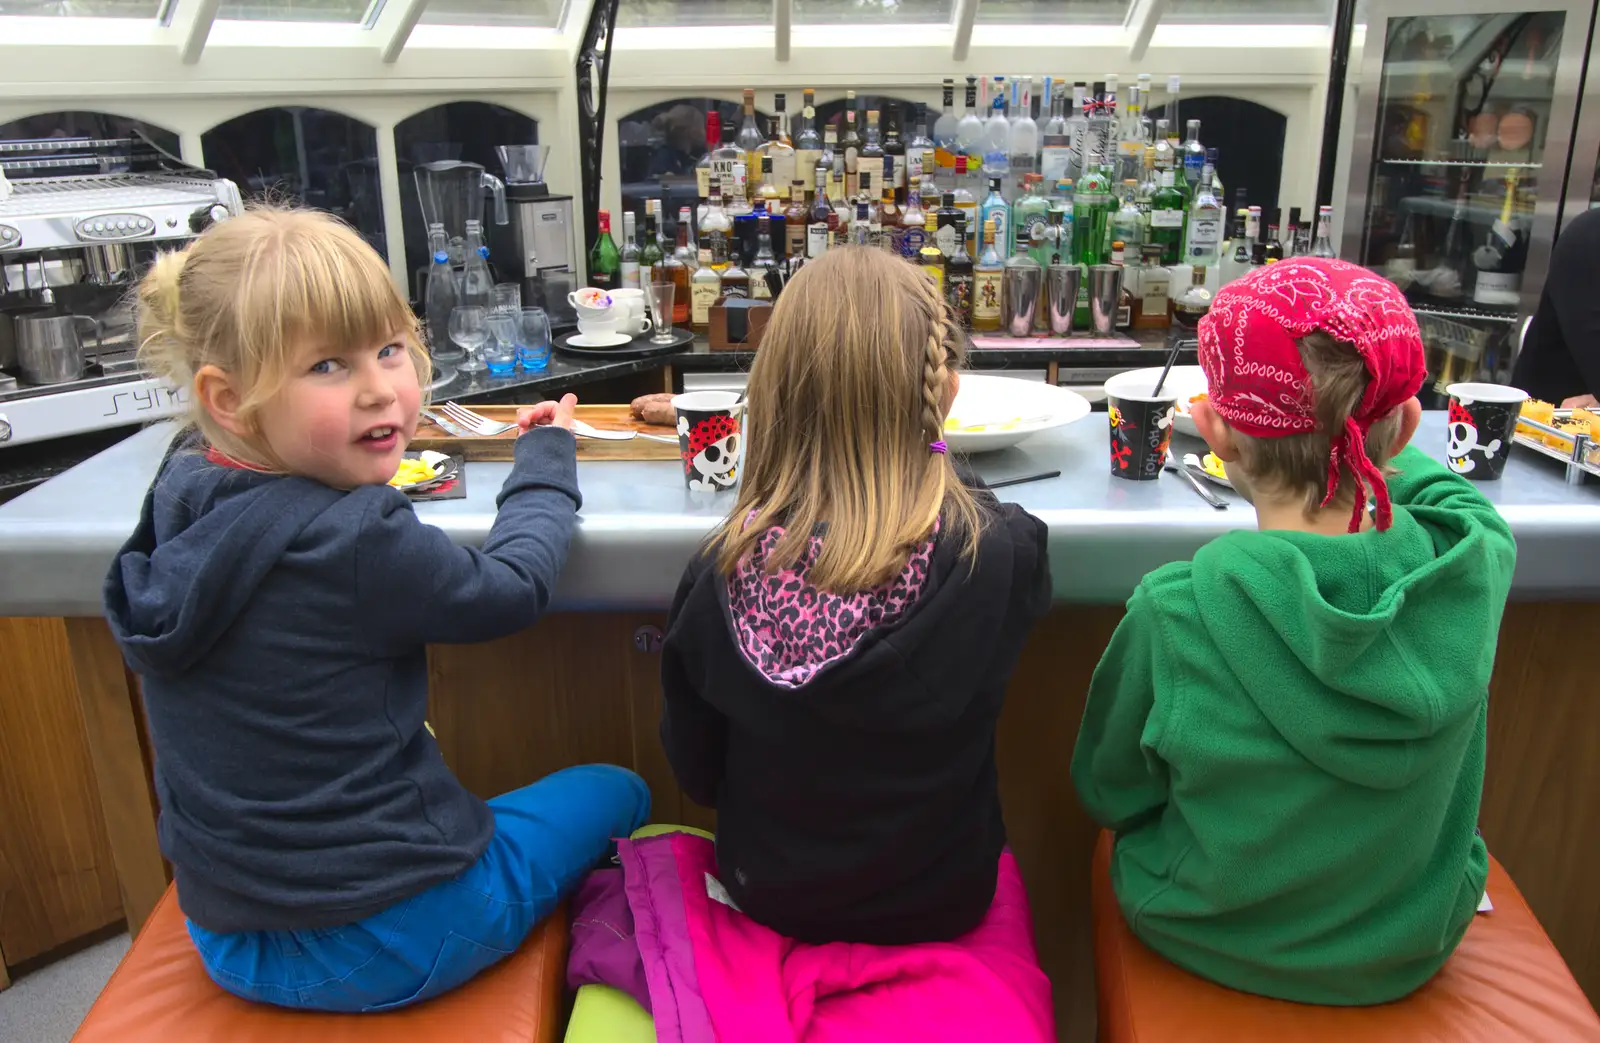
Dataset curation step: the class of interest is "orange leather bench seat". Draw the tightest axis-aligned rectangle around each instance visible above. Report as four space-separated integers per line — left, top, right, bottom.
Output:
72 884 569 1043
1092 830 1600 1042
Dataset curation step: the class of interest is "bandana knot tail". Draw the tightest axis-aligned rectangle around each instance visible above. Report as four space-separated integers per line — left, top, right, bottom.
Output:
1319 416 1391 533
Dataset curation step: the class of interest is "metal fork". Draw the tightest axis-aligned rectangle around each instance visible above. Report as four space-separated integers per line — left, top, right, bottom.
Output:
437 401 517 436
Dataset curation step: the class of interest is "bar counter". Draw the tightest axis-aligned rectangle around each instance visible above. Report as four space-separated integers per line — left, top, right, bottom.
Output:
0 414 1596 1040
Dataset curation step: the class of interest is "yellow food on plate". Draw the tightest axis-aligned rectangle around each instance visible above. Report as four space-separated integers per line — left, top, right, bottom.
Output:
945 415 1024 433
1543 417 1588 452
1516 399 1555 438
1201 453 1228 480
389 457 439 488
1574 407 1600 439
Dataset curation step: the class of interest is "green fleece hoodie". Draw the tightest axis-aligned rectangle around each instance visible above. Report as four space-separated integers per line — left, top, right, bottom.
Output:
1072 445 1516 1005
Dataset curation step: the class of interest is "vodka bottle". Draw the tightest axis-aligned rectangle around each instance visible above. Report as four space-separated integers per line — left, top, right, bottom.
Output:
1184 158 1224 268
1008 77 1040 197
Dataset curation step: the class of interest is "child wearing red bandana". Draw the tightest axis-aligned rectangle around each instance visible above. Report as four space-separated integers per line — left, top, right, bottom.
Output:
1072 257 1517 1005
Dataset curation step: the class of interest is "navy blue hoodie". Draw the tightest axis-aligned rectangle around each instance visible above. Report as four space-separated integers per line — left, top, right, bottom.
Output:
103 427 580 933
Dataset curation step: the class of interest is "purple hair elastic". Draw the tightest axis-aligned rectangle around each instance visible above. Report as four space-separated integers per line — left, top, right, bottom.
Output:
929 440 949 455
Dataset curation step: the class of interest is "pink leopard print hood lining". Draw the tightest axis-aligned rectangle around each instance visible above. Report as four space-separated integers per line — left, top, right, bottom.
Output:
726 522 936 689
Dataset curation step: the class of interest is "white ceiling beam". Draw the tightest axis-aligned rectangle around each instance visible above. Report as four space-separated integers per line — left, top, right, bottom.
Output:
952 0 976 62
374 0 432 63
172 0 221 64
1125 0 1169 63
774 0 792 62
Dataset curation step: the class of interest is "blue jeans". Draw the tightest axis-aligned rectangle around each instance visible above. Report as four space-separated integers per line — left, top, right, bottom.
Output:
187 764 651 1012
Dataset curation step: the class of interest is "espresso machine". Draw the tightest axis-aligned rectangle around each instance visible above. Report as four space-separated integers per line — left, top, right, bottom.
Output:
487 145 578 327
0 136 242 448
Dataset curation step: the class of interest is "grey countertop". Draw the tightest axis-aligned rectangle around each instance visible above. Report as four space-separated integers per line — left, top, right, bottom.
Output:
1 412 1596 617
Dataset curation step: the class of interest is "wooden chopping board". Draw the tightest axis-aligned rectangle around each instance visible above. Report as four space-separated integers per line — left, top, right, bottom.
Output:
412 405 680 462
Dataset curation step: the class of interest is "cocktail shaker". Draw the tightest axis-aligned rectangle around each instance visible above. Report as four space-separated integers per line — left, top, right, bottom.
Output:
1088 264 1124 336
1046 264 1081 336
1001 263 1042 337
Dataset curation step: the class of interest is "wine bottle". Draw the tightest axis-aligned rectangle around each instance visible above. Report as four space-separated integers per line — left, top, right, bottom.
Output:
1472 169 1526 307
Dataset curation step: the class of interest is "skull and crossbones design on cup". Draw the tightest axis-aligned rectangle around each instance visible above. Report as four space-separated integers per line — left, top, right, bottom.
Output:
679 413 741 491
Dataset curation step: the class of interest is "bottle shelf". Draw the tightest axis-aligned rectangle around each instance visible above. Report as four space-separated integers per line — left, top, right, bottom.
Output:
1379 158 1543 169
1410 304 1520 324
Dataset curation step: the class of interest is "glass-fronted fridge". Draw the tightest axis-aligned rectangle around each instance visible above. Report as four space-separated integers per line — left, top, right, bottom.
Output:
1341 0 1594 406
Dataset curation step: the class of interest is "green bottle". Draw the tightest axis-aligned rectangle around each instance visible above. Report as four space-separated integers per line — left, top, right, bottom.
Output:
1073 160 1113 270
1011 174 1051 268
589 209 621 290
1149 170 1187 265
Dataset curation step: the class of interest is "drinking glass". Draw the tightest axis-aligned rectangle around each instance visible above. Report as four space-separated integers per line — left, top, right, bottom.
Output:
646 279 676 345
449 306 489 373
492 282 522 315
485 313 520 377
518 307 553 371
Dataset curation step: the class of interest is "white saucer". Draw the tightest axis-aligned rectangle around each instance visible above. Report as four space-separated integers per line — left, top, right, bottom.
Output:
568 331 633 348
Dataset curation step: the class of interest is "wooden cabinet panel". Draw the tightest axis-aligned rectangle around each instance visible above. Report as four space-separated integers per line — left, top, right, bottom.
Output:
0 617 124 966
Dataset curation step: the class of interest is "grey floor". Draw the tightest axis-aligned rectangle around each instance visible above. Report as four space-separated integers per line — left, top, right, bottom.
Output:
0 934 128 1043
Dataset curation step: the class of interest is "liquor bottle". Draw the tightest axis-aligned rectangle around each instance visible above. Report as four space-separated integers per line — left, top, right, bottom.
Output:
956 76 985 169
981 175 1011 257
884 109 906 192
1040 85 1071 184
795 89 822 197
701 185 732 268
947 156 974 252
720 248 751 298
983 78 1011 191
896 183 926 261
829 167 850 244
920 213 946 295
906 105 935 191
784 180 809 260
1110 240 1136 330
849 201 871 246
1011 173 1050 264
973 217 1004 333
840 92 863 197
750 215 777 300
757 156 783 211
1137 147 1158 216
695 111 720 208
588 210 620 291
618 210 641 289
1111 179 1144 259
807 166 832 259
1181 120 1205 191
934 190 962 258
737 88 764 182
1251 241 1268 269
1287 206 1305 257
1065 82 1089 182
761 103 797 195
1133 73 1154 153
690 248 719 330
1472 172 1525 306
1165 75 1182 145
1264 209 1285 263
946 215 975 328
1085 83 1116 185
1149 171 1186 265
859 109 885 196
1134 243 1171 330
1117 82 1146 181
1221 208 1253 284
711 120 741 204
1185 157 1223 267
1208 149 1225 198
664 219 690 324
881 181 902 253
728 164 752 215
1152 119 1175 174
820 124 838 187
674 207 698 266
642 209 665 282
1074 157 1114 268
933 79 959 158
1311 203 1337 259
1049 178 1075 262
1008 78 1039 196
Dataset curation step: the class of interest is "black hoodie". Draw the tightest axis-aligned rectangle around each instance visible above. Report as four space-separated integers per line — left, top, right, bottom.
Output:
103 428 581 933
660 491 1051 944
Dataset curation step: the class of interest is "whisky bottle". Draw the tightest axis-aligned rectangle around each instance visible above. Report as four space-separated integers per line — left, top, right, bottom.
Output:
690 248 720 330
919 213 946 296
795 90 822 198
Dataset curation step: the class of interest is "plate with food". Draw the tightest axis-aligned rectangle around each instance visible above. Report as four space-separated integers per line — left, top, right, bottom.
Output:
1184 451 1234 489
1514 400 1600 474
389 450 459 493
1117 366 1210 438
943 375 1093 454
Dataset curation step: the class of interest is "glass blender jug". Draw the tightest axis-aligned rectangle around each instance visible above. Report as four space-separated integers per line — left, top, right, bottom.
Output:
413 161 509 264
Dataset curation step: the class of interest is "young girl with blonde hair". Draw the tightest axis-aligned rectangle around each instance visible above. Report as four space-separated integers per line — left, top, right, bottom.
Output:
104 206 649 1012
660 246 1053 944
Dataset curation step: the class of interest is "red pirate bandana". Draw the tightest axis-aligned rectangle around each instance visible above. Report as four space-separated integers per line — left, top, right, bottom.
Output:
1196 257 1425 532
1448 399 1474 426
687 414 738 455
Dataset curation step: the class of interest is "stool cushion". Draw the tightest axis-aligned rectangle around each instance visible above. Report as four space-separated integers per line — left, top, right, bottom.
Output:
1093 831 1600 1042
72 884 569 1043
563 984 655 1043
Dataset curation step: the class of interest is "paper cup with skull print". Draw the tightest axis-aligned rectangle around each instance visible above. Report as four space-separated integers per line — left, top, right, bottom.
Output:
1103 370 1179 481
673 391 745 492
1444 383 1526 480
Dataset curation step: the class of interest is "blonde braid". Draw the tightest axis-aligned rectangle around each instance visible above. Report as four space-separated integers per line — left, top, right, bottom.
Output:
919 277 953 446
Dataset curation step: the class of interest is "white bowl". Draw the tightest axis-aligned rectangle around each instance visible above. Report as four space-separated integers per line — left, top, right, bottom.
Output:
944 375 1093 454
1117 365 1210 438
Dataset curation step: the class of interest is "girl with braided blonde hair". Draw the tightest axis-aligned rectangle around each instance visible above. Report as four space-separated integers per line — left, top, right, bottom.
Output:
660 246 1055 948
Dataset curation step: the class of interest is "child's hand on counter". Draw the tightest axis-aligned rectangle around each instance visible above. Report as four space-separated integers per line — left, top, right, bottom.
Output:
517 393 579 433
